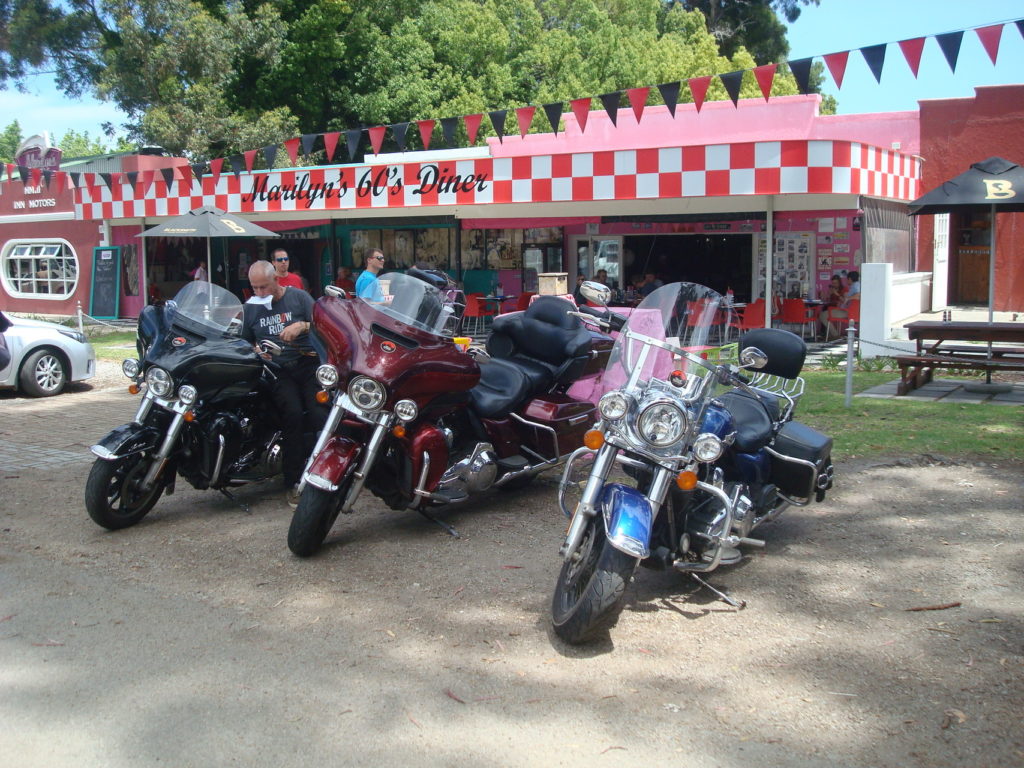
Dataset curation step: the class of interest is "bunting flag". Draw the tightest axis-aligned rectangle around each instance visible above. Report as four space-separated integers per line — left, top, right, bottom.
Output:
243 149 258 172
489 110 507 142
142 169 157 195
464 113 482 144
823 51 849 89
17 165 29 184
626 87 649 122
975 24 1003 65
543 102 563 134
417 120 435 150
688 76 712 112
228 155 245 177
441 117 458 147
263 145 278 170
368 125 387 155
936 30 963 72
69 171 81 189
126 171 140 187
657 82 680 117
392 122 409 151
284 137 301 165
66 173 76 191
30 167 42 186
98 172 112 188
188 165 203 182
209 158 224 185
719 70 743 106
861 43 887 83
570 98 591 132
599 92 620 126
41 170 52 188
322 132 340 162
788 58 813 94
515 106 535 137
346 128 363 160
898 37 926 77
4 163 12 183
753 64 776 100
301 133 318 157
1018 19 1024 41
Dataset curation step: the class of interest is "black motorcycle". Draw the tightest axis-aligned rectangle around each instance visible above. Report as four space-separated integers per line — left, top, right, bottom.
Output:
86 282 288 529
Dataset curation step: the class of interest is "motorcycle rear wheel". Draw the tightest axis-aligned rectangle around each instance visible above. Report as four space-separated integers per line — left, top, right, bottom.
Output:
288 483 348 557
551 516 638 644
85 454 166 530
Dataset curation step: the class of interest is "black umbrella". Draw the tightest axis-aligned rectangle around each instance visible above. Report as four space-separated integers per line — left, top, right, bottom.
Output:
138 206 280 288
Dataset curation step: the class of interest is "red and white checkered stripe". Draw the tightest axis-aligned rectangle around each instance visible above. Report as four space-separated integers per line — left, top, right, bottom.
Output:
74 140 921 221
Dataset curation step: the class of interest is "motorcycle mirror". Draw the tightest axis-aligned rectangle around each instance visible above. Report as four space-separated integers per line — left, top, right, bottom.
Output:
324 285 347 298
739 346 768 369
259 339 284 356
580 281 611 306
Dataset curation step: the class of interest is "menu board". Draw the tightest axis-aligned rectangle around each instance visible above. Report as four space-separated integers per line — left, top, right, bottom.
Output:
89 246 122 319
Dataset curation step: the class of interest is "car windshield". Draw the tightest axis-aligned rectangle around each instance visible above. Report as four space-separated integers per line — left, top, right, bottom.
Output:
358 272 462 336
168 281 244 336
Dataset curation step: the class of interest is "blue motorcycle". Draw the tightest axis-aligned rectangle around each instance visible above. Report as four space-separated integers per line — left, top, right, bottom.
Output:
551 281 834 644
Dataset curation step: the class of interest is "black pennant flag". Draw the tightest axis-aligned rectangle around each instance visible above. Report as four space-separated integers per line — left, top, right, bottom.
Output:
860 43 887 83
69 172 81 188
599 92 620 126
127 171 140 187
543 102 563 134
100 172 114 188
1017 19 1024 40
159 168 175 188
301 133 319 157
441 117 458 148
392 122 409 151
345 129 363 160
657 82 680 117
18 165 29 184
188 165 203 182
720 70 744 106
262 145 277 170
488 110 507 143
936 31 963 72
42 170 53 188
788 58 814 94
228 155 244 177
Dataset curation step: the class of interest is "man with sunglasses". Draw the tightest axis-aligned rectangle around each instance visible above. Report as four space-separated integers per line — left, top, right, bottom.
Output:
356 247 385 301
272 248 304 290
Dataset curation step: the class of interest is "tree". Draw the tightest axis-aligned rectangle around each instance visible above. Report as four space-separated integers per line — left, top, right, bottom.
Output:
0 120 22 162
676 0 819 62
57 129 135 158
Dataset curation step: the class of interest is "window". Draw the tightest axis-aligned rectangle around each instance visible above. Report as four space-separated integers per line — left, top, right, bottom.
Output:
1 240 79 298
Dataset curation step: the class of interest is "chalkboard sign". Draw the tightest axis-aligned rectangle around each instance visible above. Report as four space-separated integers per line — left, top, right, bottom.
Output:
89 246 122 319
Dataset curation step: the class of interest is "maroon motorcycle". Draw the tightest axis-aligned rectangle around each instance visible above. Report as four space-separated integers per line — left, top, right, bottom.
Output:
287 269 613 556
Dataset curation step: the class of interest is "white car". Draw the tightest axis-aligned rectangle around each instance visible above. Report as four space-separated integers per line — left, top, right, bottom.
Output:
0 311 96 397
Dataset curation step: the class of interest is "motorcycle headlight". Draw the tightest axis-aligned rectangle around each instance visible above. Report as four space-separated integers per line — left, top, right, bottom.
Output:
637 401 687 447
394 399 418 422
145 366 174 398
177 384 198 406
122 358 140 378
598 391 629 420
347 376 386 411
316 364 339 389
693 432 724 463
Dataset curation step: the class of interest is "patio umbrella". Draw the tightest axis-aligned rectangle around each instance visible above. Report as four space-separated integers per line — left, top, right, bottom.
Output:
138 206 280 288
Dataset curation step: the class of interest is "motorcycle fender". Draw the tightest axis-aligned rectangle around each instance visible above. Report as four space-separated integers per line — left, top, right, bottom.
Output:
600 483 652 559
90 423 162 461
305 436 362 491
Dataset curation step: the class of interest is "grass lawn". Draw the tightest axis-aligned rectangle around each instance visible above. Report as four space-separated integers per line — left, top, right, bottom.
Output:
88 331 138 361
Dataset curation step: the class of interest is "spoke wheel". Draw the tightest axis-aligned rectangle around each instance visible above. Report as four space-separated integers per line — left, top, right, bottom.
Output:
85 454 166 530
20 349 67 397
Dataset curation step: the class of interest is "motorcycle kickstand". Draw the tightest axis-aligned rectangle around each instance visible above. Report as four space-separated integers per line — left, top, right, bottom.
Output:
416 508 460 539
690 573 746 610
219 487 250 515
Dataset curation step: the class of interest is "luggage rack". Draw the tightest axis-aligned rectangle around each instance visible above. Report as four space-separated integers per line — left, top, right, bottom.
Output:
746 372 805 423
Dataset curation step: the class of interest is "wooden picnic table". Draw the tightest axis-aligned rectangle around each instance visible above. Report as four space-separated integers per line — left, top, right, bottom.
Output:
895 320 1024 394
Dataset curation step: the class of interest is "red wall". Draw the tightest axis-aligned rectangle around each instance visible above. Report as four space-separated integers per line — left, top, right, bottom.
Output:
918 84 1024 311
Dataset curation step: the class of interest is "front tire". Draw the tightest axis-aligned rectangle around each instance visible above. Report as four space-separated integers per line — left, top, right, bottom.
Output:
288 483 347 557
551 516 638 644
85 454 166 530
20 348 67 397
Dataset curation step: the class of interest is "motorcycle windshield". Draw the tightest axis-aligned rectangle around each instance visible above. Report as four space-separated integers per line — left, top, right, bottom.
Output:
167 281 244 337
598 282 730 396
357 272 462 337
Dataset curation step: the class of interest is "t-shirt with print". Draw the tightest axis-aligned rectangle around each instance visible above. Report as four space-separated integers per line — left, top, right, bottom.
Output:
241 286 316 366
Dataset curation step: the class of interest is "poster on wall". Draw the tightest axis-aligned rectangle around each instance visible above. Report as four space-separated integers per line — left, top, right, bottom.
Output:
755 233 815 300
89 246 122 319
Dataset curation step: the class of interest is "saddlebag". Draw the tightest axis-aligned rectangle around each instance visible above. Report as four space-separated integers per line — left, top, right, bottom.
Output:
516 394 597 460
766 420 833 505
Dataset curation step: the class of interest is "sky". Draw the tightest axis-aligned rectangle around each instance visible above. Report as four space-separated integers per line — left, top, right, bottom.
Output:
2 0 1023 146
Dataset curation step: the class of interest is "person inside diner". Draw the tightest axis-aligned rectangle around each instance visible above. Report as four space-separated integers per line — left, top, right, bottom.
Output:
821 274 850 338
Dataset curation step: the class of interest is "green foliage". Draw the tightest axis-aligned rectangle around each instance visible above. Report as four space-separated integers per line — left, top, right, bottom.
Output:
0 120 23 162
57 129 133 158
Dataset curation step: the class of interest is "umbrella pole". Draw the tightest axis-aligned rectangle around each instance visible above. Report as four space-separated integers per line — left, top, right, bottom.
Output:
987 202 995 383
207 237 213 290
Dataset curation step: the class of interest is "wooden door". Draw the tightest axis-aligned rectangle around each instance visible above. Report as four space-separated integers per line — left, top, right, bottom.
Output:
955 246 989 304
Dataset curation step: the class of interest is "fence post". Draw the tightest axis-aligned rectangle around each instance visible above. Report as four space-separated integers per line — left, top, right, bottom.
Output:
844 321 857 408
76 301 84 336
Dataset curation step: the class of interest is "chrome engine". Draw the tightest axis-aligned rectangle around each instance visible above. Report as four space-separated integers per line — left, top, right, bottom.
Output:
437 442 498 495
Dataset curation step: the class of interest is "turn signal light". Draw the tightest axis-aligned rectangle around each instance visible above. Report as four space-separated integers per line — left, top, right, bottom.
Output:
315 389 330 404
391 425 407 438
675 470 698 490
183 410 196 423
128 384 140 395
583 429 604 450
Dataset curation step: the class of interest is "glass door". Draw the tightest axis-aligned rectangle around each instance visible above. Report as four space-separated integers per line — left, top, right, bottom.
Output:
570 236 623 290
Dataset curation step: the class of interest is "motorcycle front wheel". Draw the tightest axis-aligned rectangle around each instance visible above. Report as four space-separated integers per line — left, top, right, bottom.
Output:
551 516 638 644
85 454 166 530
288 482 349 557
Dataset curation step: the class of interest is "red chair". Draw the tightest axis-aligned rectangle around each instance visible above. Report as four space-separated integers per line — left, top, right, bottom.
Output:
463 294 497 336
822 298 860 340
515 292 536 312
778 298 818 340
730 298 766 333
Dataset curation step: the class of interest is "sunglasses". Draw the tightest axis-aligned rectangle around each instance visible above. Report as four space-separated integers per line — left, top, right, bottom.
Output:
275 257 289 262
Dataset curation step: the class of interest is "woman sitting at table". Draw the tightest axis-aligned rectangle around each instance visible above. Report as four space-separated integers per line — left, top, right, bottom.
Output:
821 274 850 338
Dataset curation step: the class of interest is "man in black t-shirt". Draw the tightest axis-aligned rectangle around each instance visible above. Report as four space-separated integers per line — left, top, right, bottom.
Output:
243 260 327 505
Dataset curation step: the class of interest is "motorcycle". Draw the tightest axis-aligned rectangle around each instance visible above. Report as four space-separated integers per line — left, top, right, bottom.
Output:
550 281 834 644
287 268 613 556
86 282 291 529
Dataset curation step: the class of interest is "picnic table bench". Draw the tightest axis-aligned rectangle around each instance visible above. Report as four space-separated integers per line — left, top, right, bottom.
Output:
895 321 1024 395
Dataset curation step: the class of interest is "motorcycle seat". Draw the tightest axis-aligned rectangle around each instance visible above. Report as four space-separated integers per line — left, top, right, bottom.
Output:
468 358 532 419
716 391 774 453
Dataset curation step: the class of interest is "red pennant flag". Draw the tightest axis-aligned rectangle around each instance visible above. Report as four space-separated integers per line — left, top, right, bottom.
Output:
322 131 341 162
417 120 435 150
626 87 649 122
30 167 42 186
975 24 1003 65
753 64 776 101
209 158 224 185
464 113 483 144
688 76 712 113
243 150 258 172
283 137 301 165
570 98 591 133
823 51 849 89
897 37 925 77
515 106 535 137
5 163 14 183
368 125 387 155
